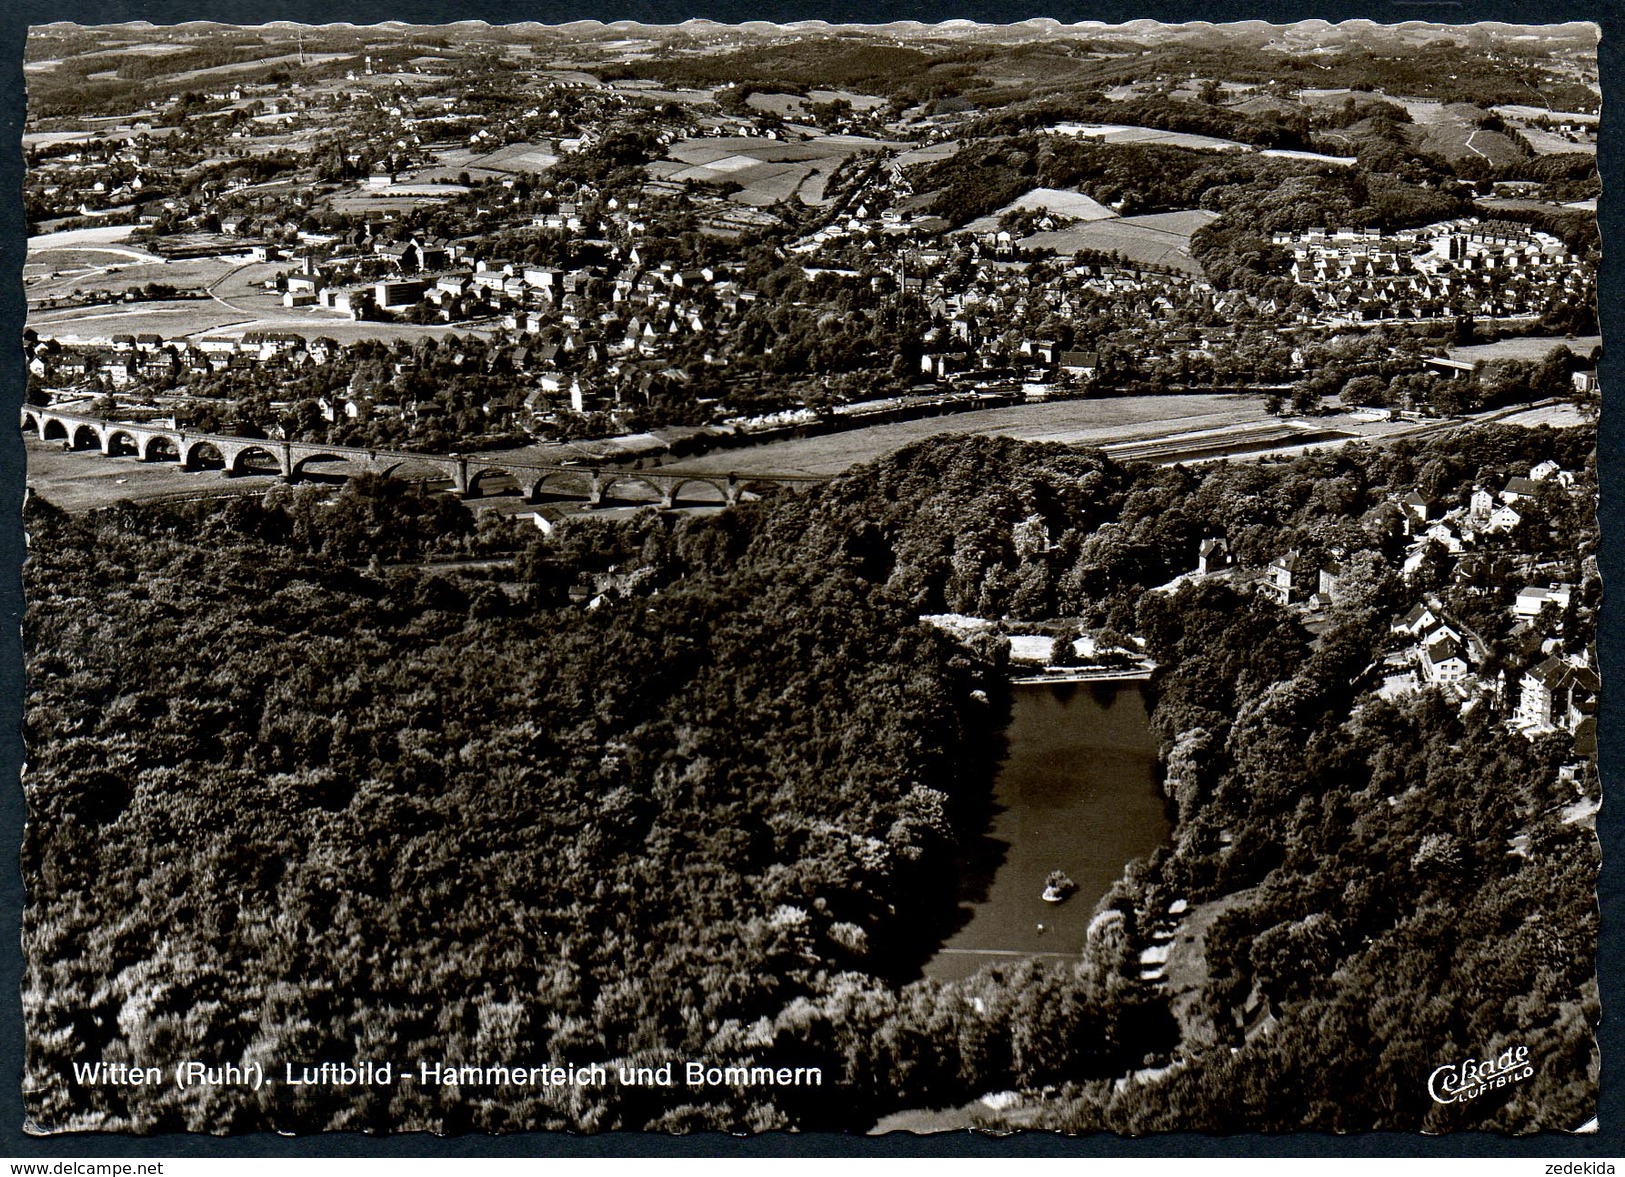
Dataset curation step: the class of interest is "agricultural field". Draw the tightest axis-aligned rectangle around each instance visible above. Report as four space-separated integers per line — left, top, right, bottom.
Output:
892 141 959 167
22 130 99 147
964 187 1119 233
1447 334 1600 363
1050 122 1250 152
809 89 885 109
350 72 441 88
26 240 444 342
415 148 512 184
1396 101 1527 166
1228 94 1306 119
656 393 1277 478
1259 148 1357 165
740 88 883 119
1518 127 1596 156
460 141 562 174
328 182 471 215
29 300 272 339
26 249 258 303
24 226 175 293
29 292 496 343
1493 104 1598 125
745 91 808 118
26 248 141 273
655 132 900 206
29 224 162 254
1476 196 1572 215
1417 123 1525 167
101 42 193 56
605 83 715 105
1038 120 1352 168
1493 403 1593 428
163 52 349 84
1019 209 1218 273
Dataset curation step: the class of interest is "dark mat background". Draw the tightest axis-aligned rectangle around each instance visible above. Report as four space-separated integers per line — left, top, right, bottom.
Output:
0 0 1616 1159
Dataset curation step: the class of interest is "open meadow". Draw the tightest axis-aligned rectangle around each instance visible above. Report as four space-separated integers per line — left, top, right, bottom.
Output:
28 297 493 344
657 393 1278 477
1020 209 1218 274
1448 334 1601 362
655 132 901 207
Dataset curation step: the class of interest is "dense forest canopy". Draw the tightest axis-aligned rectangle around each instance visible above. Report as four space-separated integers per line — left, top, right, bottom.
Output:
24 423 1597 1133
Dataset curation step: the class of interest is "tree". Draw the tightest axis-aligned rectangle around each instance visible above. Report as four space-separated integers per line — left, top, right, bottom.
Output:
1340 375 1387 409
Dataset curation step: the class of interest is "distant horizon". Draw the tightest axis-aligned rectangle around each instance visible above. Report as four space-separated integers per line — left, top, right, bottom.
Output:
27 17 1604 33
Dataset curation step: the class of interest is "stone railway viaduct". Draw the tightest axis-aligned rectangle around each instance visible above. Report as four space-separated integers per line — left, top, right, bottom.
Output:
22 408 827 508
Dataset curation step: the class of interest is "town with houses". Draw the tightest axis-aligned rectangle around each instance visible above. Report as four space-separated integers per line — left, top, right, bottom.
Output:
1271 217 1590 324
1171 448 1598 752
23 19 1599 458
20 20 1602 746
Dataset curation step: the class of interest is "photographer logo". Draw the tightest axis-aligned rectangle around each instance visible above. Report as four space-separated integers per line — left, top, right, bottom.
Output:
1428 1045 1535 1104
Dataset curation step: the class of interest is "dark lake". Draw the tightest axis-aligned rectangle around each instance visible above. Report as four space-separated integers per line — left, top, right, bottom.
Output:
924 680 1170 982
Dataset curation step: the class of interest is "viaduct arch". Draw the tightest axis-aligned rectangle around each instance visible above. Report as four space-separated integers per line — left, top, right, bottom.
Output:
21 407 827 509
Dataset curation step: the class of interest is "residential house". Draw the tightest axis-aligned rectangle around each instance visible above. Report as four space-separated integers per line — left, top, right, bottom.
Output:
524 266 562 291
1419 632 1471 686
435 272 475 299
1056 351 1099 378
1423 521 1464 554
1316 558 1345 606
374 278 429 310
1399 490 1431 528
1197 537 1231 576
1391 603 1439 637
1515 584 1574 620
1517 655 1599 732
1501 476 1540 504
1264 550 1317 605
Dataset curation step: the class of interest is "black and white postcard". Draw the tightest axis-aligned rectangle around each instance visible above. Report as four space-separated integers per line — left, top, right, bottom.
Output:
15 15 1604 1139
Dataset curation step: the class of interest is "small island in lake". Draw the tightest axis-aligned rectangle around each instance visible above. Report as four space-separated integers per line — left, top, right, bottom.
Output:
1042 870 1079 904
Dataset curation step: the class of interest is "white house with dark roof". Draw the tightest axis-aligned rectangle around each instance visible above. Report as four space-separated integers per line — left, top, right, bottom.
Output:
1501 476 1540 503
1423 521 1464 554
1420 633 1471 685
1197 537 1231 576
1391 603 1438 636
1515 584 1574 619
1517 655 1600 733
1264 550 1316 605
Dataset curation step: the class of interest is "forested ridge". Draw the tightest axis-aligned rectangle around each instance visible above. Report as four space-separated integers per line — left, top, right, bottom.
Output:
24 425 1597 1133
